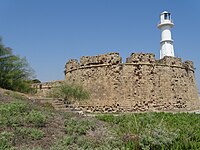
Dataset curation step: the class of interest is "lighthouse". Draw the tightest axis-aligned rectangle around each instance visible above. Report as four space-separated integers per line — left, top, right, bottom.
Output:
158 11 175 59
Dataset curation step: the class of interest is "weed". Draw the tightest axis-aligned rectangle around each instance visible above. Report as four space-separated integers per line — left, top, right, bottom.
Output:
64 118 95 135
50 135 78 150
49 82 89 103
0 101 28 127
26 110 47 127
0 131 14 150
4 91 26 101
19 147 43 150
96 112 200 149
14 127 45 140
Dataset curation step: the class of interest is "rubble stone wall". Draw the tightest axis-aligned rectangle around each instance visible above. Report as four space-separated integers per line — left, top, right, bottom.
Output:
32 80 64 97
64 52 199 112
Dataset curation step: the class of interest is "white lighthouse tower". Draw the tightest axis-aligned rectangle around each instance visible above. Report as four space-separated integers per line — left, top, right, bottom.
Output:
158 11 175 59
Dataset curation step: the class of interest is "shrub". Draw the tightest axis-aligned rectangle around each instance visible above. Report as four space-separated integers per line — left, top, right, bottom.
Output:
49 82 89 103
96 112 200 150
0 131 14 150
26 110 47 127
139 124 178 150
50 135 78 150
0 101 28 127
64 118 95 135
0 101 28 115
14 127 45 140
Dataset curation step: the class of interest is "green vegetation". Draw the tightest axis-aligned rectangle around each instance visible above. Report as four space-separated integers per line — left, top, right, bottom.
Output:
1 90 200 149
0 38 35 93
0 99 49 150
49 82 89 103
0 131 14 150
96 113 200 149
52 112 200 150
64 118 95 135
26 110 47 127
51 115 122 150
14 127 45 140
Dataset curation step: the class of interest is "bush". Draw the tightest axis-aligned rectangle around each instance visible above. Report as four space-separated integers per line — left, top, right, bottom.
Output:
96 112 200 150
0 100 48 128
49 82 89 103
50 135 78 150
64 118 95 135
0 131 14 150
14 127 45 140
52 116 122 150
0 101 29 127
26 110 47 127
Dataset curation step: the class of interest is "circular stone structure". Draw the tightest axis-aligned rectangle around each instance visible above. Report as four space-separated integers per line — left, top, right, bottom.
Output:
65 52 199 113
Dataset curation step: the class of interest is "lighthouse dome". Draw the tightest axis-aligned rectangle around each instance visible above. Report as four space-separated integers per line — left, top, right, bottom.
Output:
161 11 169 14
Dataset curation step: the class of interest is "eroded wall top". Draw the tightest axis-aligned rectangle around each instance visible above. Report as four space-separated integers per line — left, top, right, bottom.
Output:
65 52 195 73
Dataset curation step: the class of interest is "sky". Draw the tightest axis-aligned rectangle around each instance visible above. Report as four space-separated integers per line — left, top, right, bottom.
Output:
0 0 200 91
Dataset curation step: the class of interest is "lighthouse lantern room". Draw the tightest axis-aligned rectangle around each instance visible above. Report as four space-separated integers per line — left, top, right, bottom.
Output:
158 11 175 59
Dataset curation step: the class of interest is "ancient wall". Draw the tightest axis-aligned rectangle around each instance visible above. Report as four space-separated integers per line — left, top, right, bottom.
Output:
32 80 64 97
65 52 200 112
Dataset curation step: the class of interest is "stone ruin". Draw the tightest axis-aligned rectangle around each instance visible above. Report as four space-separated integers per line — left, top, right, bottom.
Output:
32 80 63 97
63 52 199 113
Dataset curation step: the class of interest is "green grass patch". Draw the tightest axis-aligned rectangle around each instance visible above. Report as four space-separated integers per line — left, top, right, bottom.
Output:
64 118 95 135
0 101 48 128
0 101 29 127
0 100 49 149
14 127 45 140
4 91 27 101
96 112 200 150
49 82 89 103
25 110 47 127
0 131 14 150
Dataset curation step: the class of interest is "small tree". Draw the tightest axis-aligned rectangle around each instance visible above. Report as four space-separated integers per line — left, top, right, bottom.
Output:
0 38 35 93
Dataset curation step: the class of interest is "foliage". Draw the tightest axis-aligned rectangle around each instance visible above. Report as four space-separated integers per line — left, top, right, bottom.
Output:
0 100 49 149
51 115 122 150
2 91 200 150
26 110 47 127
0 38 35 93
0 100 48 128
96 112 200 150
0 101 29 127
49 82 89 103
0 131 14 150
4 91 27 101
64 118 95 135
14 127 45 140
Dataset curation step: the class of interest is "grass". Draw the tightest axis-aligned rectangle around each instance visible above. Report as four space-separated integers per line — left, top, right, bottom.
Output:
64 118 95 135
51 114 122 150
96 112 200 150
26 110 47 127
1 89 200 149
49 82 89 103
0 131 14 150
0 98 49 149
0 101 47 128
14 127 45 140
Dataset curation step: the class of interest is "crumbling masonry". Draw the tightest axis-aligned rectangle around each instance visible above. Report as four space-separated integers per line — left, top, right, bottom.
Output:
64 52 199 112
